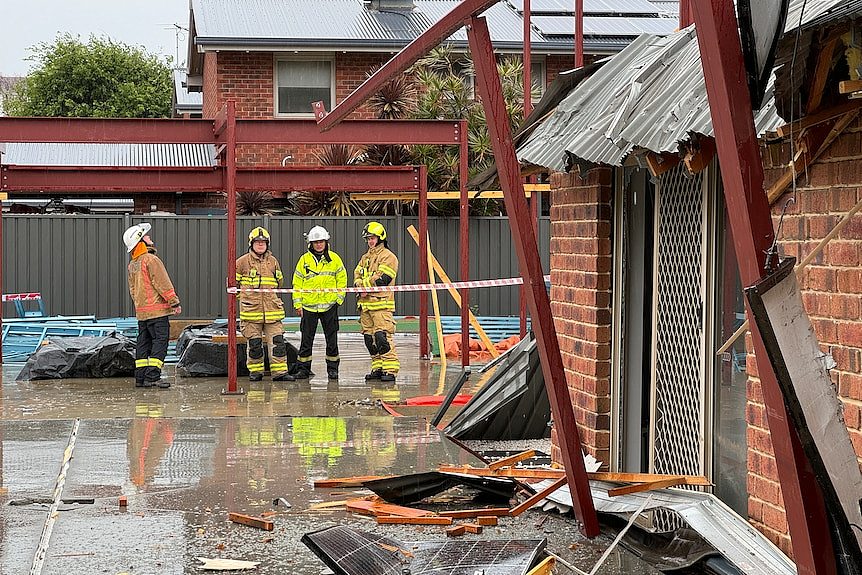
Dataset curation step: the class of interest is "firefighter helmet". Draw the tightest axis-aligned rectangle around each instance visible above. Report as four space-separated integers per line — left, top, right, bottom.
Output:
248 226 271 246
123 223 152 253
306 225 330 242
362 221 386 241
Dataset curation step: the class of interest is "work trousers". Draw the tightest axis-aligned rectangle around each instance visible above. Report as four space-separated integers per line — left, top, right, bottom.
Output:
240 321 288 378
136 315 170 384
360 308 399 374
296 305 340 375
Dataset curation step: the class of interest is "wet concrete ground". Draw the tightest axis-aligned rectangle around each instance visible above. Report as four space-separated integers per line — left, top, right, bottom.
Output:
0 332 661 574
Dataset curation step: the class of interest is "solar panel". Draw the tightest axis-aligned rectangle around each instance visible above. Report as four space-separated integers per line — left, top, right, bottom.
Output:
507 0 661 15
302 525 546 575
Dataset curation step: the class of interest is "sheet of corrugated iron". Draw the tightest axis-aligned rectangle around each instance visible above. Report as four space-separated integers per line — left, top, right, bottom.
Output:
2 143 217 167
517 27 783 170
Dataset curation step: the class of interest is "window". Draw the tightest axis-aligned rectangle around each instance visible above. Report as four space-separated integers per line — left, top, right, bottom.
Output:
530 60 546 98
276 58 333 116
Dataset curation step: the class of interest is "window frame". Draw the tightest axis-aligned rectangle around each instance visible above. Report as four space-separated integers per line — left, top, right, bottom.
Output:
273 53 336 118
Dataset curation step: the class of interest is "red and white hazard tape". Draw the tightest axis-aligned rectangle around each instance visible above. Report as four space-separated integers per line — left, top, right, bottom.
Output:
1 292 42 302
227 275 551 295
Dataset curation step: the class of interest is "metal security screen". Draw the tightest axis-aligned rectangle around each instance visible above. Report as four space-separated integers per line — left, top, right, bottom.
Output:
650 164 708 479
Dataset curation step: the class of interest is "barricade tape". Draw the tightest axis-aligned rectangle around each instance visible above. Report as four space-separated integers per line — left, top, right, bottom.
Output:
227 275 551 295
1 292 42 302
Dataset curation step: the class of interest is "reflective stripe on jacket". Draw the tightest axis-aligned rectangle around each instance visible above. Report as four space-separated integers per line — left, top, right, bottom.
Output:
354 244 398 311
128 249 180 321
292 249 347 312
236 250 285 322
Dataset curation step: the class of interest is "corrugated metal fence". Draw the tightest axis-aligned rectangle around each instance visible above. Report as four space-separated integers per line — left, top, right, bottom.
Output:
2 215 550 319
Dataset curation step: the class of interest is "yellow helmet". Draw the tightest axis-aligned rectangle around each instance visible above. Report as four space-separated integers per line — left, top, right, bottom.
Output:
248 226 270 246
362 221 386 241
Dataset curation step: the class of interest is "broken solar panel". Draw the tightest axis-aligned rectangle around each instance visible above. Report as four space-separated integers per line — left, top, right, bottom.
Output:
362 471 517 505
302 525 545 575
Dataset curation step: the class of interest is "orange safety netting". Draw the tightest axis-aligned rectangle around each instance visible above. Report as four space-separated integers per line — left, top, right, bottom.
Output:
442 333 522 362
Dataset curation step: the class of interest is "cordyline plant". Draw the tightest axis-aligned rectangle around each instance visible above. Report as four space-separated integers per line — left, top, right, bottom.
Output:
236 191 274 216
290 145 366 217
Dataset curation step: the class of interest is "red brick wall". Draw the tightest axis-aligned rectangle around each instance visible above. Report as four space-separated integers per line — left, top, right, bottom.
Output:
548 168 614 467
745 117 862 555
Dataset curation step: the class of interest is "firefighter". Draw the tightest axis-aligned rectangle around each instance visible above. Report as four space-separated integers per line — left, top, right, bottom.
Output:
235 227 289 382
354 221 399 382
290 225 347 380
124 223 181 388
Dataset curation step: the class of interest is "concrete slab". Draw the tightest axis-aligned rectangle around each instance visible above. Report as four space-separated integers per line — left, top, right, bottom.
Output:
0 333 662 574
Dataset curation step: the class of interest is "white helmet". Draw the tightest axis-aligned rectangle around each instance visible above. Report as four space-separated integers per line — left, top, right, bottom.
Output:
306 225 330 242
123 223 151 253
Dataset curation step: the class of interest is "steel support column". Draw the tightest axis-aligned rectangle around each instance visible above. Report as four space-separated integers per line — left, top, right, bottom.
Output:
223 101 241 395
467 15 599 537
459 122 470 367
575 0 584 67
419 166 430 359
692 1 837 572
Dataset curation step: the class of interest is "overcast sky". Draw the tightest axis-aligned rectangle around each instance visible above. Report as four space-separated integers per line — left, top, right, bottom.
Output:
0 0 191 76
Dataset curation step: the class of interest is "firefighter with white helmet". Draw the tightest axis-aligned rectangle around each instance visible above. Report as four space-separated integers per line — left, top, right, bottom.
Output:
124 222 181 389
354 221 399 382
235 226 289 382
289 225 347 380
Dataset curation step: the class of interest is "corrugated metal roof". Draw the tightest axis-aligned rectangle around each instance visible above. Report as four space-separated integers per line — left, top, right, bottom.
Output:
2 143 217 167
172 69 202 111
533 15 678 36
517 27 783 170
191 0 678 51
785 0 860 30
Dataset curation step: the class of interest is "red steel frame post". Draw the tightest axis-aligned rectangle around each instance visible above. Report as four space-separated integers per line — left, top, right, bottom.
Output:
419 166 430 359
224 101 241 395
575 0 584 68
520 0 532 340
459 122 470 367
467 15 599 537
679 0 693 27
692 1 837 572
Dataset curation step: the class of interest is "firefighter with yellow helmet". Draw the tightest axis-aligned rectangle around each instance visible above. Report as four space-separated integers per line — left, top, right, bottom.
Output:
354 221 399 382
235 226 288 382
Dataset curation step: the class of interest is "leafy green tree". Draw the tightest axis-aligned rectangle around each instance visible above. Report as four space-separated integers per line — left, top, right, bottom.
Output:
3 34 172 118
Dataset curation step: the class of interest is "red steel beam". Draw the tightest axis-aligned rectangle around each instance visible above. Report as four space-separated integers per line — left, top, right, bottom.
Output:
692 1 837 572
468 15 599 537
1 166 421 193
224 101 241 395
459 122 470 367
419 166 430 359
574 0 584 68
316 0 499 131
0 117 463 146
0 117 215 143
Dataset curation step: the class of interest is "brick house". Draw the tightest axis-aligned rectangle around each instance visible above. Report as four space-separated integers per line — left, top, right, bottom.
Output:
167 0 679 213
519 2 862 559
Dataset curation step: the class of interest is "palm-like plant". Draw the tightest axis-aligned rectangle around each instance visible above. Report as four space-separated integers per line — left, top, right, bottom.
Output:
236 191 274 215
291 145 365 216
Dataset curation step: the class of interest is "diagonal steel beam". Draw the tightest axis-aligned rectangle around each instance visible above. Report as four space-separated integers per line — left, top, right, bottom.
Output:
316 0 499 131
692 1 838 572
467 15 600 538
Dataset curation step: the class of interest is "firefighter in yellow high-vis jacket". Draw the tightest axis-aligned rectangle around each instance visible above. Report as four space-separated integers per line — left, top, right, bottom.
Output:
235 227 288 382
354 221 399 382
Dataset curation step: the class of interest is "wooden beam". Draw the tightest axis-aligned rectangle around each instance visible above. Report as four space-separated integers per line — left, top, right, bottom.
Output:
839 79 862 95
407 225 500 358
776 98 862 137
358 185 549 201
376 516 453 525
477 515 499 526
808 38 840 113
607 476 687 497
526 556 556 575
438 507 510 518
313 475 390 488
683 137 716 174
438 465 712 486
228 512 274 531
488 450 536 471
644 151 680 177
509 476 568 517
463 523 483 534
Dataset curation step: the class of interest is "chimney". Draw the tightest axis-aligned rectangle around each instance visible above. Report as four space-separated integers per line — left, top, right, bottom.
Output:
365 0 415 10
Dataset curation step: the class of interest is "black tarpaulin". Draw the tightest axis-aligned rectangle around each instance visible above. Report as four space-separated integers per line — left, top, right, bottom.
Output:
17 333 136 380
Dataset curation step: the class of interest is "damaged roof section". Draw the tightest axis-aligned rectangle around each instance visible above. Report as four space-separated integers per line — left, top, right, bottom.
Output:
517 26 783 171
